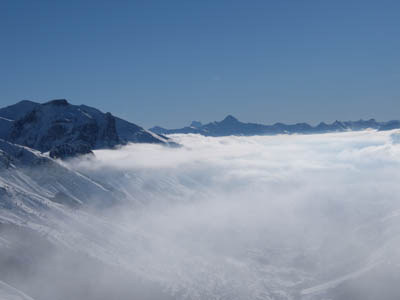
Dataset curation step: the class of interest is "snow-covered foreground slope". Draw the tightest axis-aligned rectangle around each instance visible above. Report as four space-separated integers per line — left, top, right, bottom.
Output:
0 280 34 300
2 130 400 299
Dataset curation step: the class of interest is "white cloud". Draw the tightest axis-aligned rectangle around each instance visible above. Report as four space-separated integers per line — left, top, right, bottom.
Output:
64 129 400 299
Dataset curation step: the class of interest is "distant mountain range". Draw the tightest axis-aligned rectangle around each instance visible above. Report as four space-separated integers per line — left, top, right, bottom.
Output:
0 99 175 159
150 115 400 136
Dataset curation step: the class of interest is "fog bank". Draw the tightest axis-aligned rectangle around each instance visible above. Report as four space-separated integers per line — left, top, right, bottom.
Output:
67 130 400 299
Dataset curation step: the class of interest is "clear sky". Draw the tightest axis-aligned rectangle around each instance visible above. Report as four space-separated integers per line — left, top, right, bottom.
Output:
1 0 399 128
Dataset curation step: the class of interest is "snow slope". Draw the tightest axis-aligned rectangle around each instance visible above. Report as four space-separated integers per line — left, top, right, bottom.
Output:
0 281 35 300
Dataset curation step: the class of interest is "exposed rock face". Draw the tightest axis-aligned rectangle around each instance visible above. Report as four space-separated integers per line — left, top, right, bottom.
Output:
0 99 172 159
49 142 93 159
0 118 12 140
101 112 119 147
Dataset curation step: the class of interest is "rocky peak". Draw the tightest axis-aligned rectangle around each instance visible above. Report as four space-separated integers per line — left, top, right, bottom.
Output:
221 115 240 124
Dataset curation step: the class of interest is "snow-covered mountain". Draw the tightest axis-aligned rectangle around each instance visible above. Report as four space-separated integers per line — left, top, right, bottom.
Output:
150 115 400 136
0 99 173 159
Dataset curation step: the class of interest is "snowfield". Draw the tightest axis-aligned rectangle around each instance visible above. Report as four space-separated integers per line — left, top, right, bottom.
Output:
0 281 34 300
1 130 400 299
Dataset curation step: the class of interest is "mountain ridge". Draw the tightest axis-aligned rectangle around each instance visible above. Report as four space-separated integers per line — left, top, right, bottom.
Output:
150 115 398 136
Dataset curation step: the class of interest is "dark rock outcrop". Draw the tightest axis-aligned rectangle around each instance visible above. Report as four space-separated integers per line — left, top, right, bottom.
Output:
49 142 94 159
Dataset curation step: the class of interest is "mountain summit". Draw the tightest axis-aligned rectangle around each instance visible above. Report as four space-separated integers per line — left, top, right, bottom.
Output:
0 99 172 159
221 115 239 124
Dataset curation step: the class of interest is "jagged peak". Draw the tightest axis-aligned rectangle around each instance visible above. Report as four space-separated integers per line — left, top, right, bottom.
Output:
221 115 239 123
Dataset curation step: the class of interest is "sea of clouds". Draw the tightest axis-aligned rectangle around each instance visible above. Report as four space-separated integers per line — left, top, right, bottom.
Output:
61 130 400 300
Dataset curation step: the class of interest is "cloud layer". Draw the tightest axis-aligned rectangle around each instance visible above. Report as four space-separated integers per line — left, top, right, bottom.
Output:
62 130 400 299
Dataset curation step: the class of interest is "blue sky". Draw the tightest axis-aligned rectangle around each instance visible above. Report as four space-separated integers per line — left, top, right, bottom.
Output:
1 0 399 128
